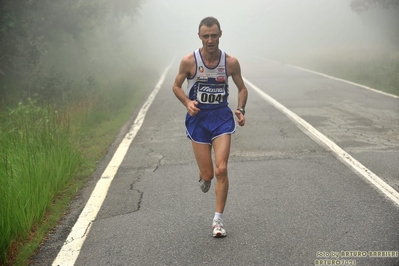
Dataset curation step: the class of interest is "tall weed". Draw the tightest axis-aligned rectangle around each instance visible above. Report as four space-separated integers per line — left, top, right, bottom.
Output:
0 72 150 264
0 98 83 263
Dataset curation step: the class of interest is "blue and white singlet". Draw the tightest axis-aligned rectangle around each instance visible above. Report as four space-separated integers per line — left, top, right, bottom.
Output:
187 48 229 110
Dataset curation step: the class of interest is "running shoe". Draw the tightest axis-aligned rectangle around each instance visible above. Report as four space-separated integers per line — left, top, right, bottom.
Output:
212 219 227 238
198 177 211 193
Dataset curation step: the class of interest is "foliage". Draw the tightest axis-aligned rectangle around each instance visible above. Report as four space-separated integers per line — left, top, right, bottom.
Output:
350 0 399 46
0 0 144 105
0 72 150 265
0 98 83 264
350 0 399 13
0 0 145 264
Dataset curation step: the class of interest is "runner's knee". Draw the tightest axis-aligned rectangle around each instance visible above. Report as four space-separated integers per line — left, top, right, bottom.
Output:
200 169 214 182
215 165 227 179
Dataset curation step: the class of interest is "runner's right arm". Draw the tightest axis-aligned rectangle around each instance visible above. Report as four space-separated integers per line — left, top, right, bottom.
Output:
173 55 200 116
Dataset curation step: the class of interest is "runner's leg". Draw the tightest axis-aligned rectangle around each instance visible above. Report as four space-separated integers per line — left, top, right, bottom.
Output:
191 141 214 182
212 134 231 213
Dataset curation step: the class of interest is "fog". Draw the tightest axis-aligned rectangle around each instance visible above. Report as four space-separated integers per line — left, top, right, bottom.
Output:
130 0 398 66
2 0 397 102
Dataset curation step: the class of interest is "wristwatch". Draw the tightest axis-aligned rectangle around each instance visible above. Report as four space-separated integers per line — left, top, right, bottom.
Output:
237 108 245 115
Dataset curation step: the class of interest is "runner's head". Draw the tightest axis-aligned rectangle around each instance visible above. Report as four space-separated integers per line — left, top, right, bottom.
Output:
198 17 221 33
198 17 222 54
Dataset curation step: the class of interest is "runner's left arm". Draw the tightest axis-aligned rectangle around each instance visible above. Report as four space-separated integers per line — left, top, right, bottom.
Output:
229 57 248 126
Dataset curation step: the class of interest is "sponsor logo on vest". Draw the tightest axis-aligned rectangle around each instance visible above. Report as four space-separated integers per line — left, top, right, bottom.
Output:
199 66 204 73
216 76 226 82
217 67 225 73
197 76 208 82
198 86 225 93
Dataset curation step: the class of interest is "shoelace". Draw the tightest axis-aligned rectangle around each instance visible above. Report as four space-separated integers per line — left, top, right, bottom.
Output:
213 219 223 229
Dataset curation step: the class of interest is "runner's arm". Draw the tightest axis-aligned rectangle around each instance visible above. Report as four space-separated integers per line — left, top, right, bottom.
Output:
229 57 248 126
173 56 200 116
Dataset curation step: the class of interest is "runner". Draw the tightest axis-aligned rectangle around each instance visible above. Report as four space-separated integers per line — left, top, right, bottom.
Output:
172 16 248 237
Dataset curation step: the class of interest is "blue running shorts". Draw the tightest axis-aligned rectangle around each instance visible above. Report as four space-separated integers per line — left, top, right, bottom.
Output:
185 106 236 145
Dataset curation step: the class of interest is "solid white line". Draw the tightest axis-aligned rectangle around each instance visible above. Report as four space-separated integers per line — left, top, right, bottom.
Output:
243 77 399 207
286 64 399 99
52 62 174 266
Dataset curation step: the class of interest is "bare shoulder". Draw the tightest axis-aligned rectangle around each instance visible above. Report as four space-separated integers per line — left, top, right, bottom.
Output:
179 52 196 77
180 53 195 69
226 54 241 76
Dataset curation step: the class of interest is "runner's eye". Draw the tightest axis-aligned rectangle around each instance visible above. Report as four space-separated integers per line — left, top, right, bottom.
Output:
202 34 218 39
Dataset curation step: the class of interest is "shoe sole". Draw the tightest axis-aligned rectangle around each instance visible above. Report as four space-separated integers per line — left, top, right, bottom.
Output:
201 186 210 193
199 178 211 193
213 232 227 238
212 228 227 238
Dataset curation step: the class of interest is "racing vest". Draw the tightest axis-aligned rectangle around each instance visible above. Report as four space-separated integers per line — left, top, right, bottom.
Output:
187 48 229 110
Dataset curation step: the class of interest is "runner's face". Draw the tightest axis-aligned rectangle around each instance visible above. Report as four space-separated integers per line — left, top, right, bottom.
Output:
198 24 222 54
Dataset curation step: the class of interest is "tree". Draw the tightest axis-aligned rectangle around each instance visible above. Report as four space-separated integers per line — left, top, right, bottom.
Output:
350 0 399 13
350 0 399 46
0 0 144 105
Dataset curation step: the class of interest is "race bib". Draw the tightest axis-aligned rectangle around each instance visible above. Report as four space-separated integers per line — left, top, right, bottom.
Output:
197 83 226 104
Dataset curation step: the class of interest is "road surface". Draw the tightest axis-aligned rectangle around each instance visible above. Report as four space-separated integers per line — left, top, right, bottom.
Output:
33 59 399 266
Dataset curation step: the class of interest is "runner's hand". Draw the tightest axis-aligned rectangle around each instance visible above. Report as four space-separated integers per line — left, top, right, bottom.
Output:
187 100 200 116
235 110 245 126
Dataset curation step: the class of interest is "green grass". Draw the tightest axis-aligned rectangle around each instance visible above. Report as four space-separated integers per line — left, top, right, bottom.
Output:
0 99 83 264
287 48 399 96
0 75 150 265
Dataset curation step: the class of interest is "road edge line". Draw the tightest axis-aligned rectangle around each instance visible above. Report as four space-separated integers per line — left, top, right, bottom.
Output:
244 77 399 208
285 63 399 99
52 62 174 266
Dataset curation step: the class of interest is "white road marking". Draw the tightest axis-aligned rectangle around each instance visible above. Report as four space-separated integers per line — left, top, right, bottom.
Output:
244 77 399 207
286 64 399 99
52 62 173 266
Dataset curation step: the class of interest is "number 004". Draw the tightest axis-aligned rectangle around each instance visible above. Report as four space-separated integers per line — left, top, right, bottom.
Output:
201 93 222 103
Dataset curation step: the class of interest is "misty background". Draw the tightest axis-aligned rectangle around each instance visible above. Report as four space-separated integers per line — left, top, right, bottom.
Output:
133 0 398 66
1 0 397 105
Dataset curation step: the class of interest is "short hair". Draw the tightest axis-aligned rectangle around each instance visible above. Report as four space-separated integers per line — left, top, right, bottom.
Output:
198 17 221 32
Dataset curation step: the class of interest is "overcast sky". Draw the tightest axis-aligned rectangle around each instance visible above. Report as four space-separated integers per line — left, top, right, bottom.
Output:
129 0 391 65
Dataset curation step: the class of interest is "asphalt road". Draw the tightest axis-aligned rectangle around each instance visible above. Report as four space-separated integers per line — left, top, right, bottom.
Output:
33 59 399 266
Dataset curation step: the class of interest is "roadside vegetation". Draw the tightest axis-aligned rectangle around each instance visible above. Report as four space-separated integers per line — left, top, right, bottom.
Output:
0 74 150 265
0 98 83 264
289 48 399 97
292 0 399 97
0 0 148 265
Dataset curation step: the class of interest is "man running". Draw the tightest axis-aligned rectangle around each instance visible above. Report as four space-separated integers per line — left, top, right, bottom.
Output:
172 16 248 238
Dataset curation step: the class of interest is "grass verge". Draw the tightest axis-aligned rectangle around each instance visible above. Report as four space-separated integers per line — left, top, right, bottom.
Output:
1 74 151 266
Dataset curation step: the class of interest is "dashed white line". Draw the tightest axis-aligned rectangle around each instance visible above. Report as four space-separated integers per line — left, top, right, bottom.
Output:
52 62 174 266
243 77 399 207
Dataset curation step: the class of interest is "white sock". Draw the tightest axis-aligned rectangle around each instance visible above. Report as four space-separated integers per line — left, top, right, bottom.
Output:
214 212 223 221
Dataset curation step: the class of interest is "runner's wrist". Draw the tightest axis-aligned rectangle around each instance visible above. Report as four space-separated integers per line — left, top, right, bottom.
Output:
237 108 245 115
